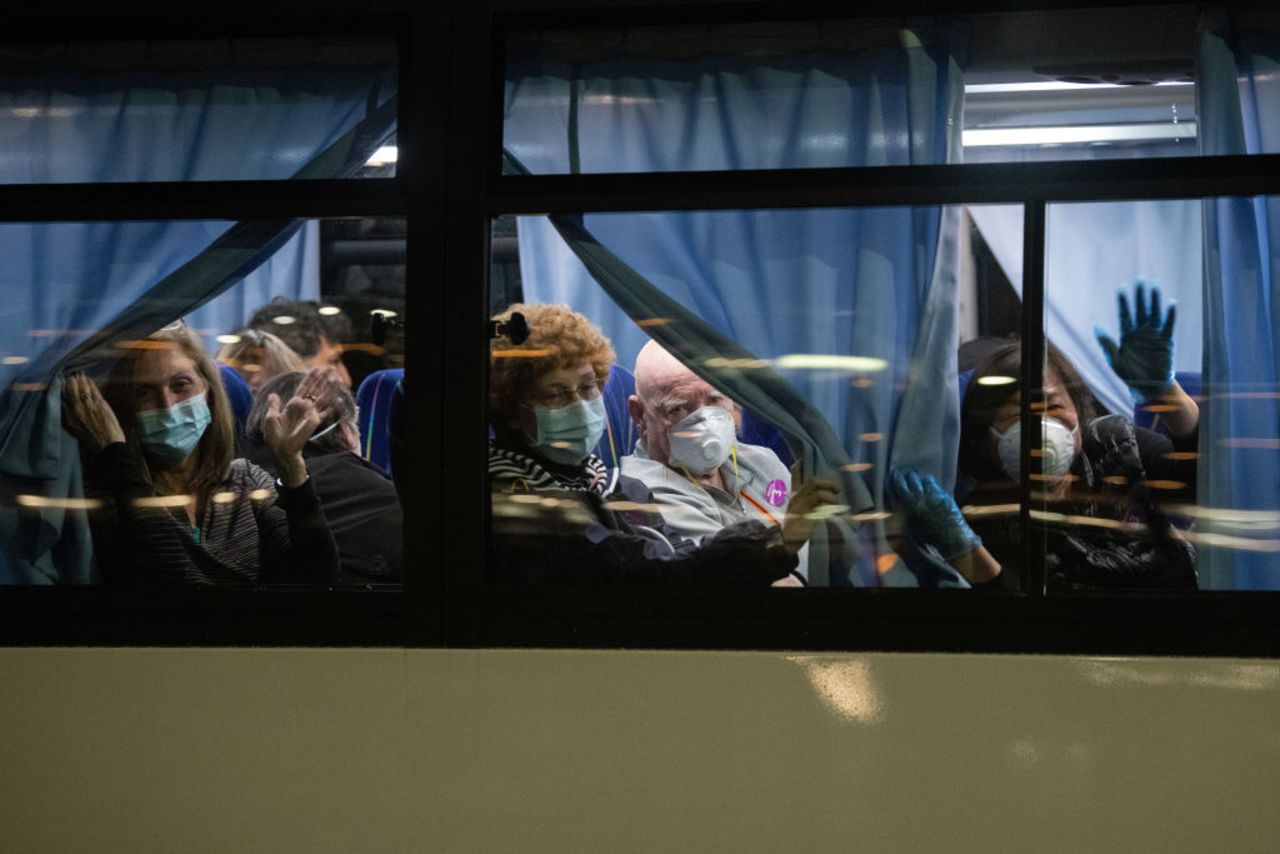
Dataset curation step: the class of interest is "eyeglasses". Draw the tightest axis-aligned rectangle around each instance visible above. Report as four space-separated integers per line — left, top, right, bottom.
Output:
529 381 601 409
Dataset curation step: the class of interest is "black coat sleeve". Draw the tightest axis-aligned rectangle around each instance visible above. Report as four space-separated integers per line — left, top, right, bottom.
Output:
254 474 341 583
491 485 796 587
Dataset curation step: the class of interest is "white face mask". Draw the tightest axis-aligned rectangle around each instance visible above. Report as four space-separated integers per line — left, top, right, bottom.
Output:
667 406 736 475
990 416 1078 481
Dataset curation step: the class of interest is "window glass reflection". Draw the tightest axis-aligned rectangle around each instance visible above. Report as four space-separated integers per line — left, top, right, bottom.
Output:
0 218 404 586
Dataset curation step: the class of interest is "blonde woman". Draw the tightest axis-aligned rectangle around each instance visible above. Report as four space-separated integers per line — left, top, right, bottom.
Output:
62 322 339 585
215 328 305 393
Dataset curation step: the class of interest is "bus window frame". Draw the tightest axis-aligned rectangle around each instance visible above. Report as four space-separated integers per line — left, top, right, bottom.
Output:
6 0 1280 656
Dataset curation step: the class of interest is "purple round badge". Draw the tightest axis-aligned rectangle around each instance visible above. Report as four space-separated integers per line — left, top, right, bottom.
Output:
764 479 788 507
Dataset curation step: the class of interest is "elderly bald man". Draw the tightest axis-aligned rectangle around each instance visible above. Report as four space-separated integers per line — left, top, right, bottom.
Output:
622 340 800 554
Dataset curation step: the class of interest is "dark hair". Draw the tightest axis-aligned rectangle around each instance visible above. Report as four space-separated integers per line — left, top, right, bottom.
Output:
246 370 358 455
247 299 326 359
958 340 1097 481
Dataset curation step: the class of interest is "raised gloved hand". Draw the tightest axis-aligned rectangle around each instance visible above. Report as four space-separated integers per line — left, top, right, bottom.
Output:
1095 281 1175 403
888 467 981 561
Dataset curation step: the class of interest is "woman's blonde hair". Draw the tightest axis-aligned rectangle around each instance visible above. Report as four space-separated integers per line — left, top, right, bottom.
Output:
489 303 615 430
103 322 236 496
215 328 305 386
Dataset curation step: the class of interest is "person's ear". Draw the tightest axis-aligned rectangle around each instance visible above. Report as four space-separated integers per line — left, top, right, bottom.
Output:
627 394 645 434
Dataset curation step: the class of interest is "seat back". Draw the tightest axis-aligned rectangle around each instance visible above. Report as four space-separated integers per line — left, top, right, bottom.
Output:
356 368 405 473
594 364 637 469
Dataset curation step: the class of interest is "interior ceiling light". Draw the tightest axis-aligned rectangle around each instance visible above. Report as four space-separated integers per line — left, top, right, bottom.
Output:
964 81 1192 94
365 145 398 167
963 121 1196 147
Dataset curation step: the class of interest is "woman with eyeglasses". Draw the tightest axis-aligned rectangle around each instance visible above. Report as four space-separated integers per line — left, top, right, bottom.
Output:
489 303 835 587
61 322 339 585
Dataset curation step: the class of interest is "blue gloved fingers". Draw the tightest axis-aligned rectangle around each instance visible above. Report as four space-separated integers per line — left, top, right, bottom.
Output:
1163 300 1177 340
1117 289 1134 335
888 468 904 503
1095 329 1120 367
1135 281 1150 327
906 469 925 500
1148 285 1162 330
889 468 914 507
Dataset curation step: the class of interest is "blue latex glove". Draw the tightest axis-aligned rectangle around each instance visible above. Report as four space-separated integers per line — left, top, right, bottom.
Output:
888 468 981 561
1095 281 1176 403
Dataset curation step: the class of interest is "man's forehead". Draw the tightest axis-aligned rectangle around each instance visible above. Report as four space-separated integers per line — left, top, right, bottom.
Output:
649 367 712 398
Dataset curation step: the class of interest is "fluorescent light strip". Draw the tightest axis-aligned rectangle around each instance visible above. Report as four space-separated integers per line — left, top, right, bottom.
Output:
963 121 1196 147
965 81 1193 94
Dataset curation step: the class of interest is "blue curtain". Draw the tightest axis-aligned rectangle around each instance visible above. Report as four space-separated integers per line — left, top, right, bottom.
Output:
186 220 322 352
0 63 395 584
507 24 967 585
1197 14 1280 589
968 199 1204 418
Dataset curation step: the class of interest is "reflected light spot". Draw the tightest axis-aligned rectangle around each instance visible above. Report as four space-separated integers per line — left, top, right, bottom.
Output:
119 340 175 350
842 463 873 472
247 489 272 501
1145 480 1187 490
977 375 1016 386
1142 404 1177 412
2 355 29 365
215 334 241 345
16 495 103 510
211 491 237 504
271 315 297 326
636 318 671 327
604 500 664 513
852 378 875 389
774 354 888 373
540 497 561 508
850 511 891 522
549 441 571 449
342 342 386 356
1164 451 1199 461
1103 475 1129 486
875 553 899 574
961 503 1020 518
1030 473 1078 483
240 364 262 373
672 431 698 439
318 306 342 316
492 348 553 359
807 504 851 520
859 432 883 442
133 494 195 508
508 494 542 504
704 357 769 369
787 656 885 725
370 309 398 319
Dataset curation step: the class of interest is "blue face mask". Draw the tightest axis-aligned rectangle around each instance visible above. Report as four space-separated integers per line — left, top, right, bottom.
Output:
531 395 606 465
136 393 212 468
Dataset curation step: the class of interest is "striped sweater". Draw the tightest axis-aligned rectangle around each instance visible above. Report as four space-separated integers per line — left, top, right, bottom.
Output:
87 443 339 586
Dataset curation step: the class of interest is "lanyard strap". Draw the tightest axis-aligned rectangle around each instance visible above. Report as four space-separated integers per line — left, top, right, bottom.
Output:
739 490 781 526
